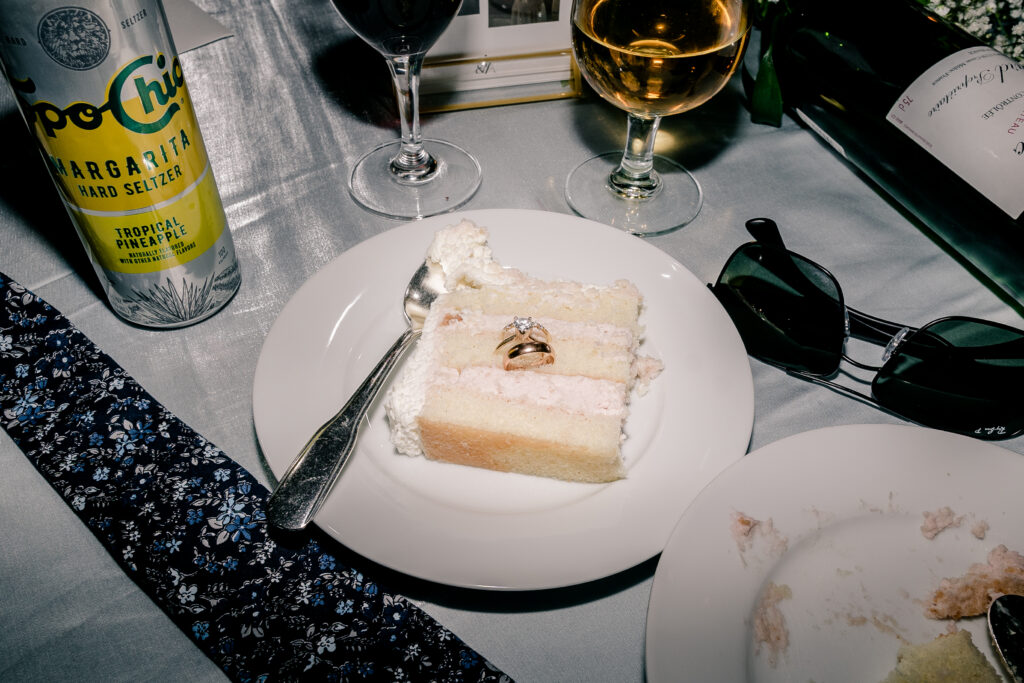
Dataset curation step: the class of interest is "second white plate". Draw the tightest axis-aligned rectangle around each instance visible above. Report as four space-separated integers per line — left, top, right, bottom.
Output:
646 423 1024 681
253 208 753 589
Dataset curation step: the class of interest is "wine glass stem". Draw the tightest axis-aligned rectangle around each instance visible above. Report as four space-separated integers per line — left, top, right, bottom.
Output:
609 113 662 200
385 53 438 183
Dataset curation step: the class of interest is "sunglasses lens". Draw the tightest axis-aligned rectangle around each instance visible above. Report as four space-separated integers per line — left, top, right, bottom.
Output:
874 317 1024 438
713 245 847 375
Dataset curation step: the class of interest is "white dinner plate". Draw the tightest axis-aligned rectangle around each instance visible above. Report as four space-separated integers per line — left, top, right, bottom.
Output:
253 208 753 590
645 423 1024 681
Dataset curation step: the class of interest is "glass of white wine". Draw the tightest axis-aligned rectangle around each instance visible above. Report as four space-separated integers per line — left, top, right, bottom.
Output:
565 0 750 236
331 0 481 220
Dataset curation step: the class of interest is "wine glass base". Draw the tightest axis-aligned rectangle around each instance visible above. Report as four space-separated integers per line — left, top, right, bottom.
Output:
565 152 703 237
348 138 482 220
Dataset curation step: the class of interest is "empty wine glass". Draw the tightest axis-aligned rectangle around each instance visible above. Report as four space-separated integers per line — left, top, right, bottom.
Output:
565 0 750 235
331 0 481 219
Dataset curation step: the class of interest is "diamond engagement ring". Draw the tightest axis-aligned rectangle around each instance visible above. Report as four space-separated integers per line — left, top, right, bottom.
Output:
496 316 555 371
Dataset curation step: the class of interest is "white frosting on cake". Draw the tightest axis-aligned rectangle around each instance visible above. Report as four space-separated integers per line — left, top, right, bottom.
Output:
425 219 522 290
388 222 515 455
387 308 441 455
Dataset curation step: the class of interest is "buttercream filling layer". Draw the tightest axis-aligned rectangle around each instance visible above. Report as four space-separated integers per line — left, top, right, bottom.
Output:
429 366 627 417
439 312 635 346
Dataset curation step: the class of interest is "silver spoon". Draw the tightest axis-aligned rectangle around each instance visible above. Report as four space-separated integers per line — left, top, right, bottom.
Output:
267 260 446 530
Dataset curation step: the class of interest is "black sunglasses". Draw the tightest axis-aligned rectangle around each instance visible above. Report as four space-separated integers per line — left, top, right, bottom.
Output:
710 218 1024 440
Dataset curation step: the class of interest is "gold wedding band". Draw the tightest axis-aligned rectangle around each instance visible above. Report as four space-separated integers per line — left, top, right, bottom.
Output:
496 316 556 371
504 341 555 371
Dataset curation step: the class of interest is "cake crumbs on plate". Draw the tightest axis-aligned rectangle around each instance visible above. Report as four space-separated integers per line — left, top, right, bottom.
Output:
753 582 792 667
920 506 964 540
925 544 1024 620
730 511 788 566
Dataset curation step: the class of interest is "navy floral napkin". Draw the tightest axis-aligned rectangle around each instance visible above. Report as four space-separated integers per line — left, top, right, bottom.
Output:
0 271 510 682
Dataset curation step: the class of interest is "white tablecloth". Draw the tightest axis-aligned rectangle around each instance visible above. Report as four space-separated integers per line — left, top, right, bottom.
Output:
1 0 1022 680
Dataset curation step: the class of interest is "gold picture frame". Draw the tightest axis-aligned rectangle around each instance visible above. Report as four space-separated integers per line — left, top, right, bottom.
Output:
421 0 582 111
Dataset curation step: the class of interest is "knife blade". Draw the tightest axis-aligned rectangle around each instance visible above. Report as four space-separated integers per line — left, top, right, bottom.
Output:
989 594 1024 683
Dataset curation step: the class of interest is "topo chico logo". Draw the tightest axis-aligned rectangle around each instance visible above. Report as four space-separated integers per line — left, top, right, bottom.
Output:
38 6 111 71
14 52 186 138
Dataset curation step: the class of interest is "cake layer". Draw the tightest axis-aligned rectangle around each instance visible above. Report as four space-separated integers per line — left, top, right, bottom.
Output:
419 381 625 482
419 419 625 483
441 280 643 335
422 368 627 430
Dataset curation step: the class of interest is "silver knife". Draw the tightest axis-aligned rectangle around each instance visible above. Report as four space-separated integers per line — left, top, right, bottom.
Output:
989 594 1024 683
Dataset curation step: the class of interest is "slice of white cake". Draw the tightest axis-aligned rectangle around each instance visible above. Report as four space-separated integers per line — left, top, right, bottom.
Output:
384 219 660 483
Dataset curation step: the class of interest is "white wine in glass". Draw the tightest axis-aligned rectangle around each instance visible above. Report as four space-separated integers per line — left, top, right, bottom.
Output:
331 0 481 219
566 0 750 235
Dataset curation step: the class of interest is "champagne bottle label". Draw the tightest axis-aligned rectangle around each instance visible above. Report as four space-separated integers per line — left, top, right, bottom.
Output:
886 47 1024 219
0 1 240 327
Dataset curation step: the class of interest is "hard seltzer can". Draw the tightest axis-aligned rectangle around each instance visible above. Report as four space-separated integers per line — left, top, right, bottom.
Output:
0 0 241 327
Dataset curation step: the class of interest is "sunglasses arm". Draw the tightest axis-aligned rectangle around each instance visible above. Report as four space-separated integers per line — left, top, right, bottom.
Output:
784 366 904 419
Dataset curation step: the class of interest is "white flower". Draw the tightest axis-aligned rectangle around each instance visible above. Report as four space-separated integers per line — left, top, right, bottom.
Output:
178 584 198 604
317 634 336 654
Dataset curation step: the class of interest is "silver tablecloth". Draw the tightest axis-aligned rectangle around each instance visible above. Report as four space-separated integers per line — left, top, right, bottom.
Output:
2 0 1022 680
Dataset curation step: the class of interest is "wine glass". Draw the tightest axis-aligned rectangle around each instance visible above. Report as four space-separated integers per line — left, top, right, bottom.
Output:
565 0 750 236
331 0 481 220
